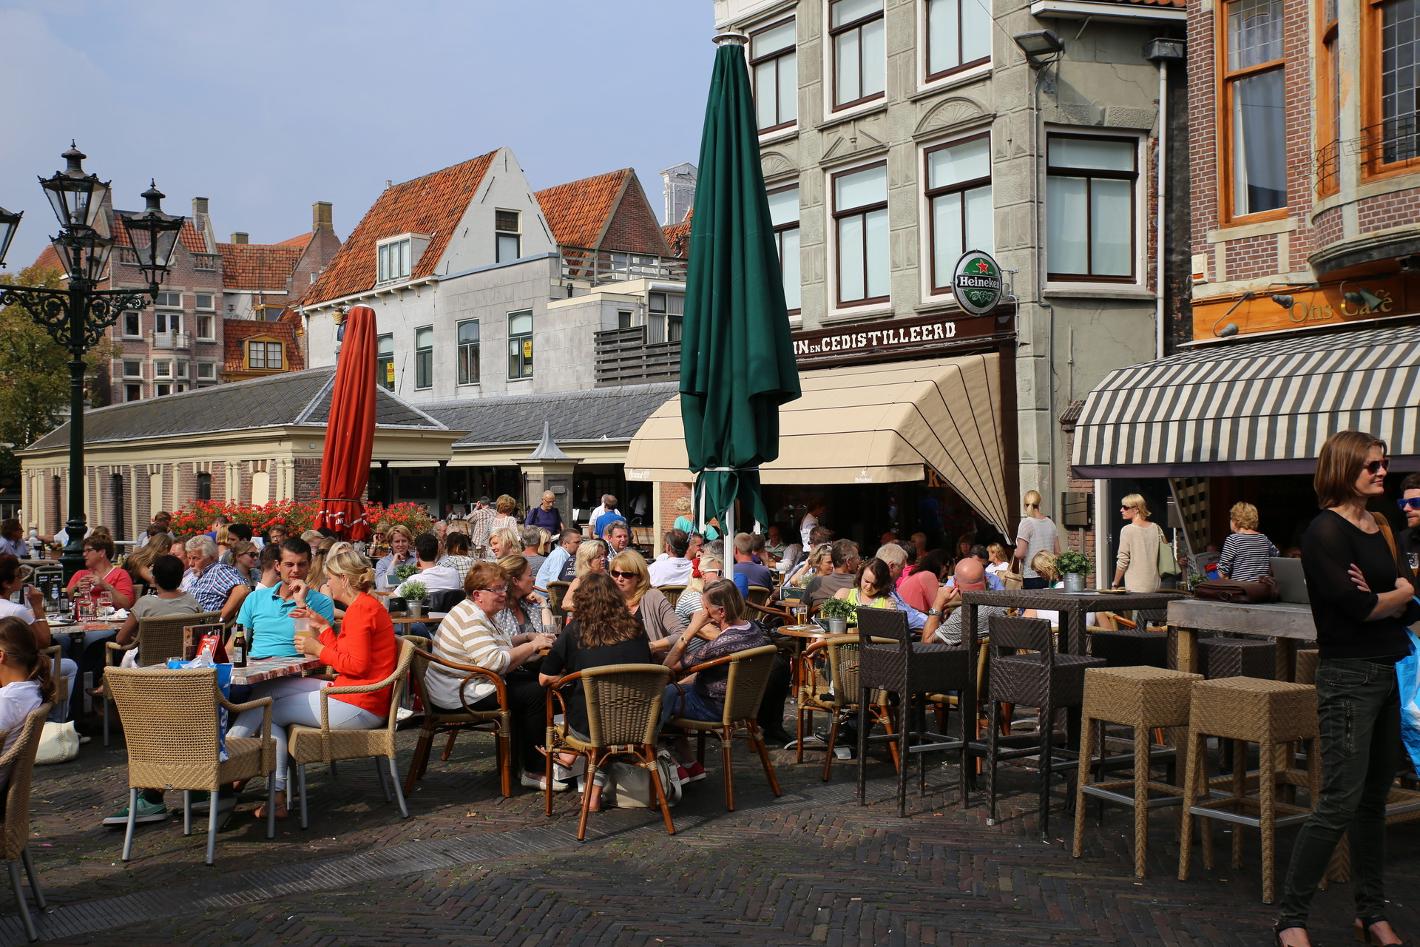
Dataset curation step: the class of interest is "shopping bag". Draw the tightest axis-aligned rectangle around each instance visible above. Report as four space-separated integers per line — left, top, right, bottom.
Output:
1398 629 1420 775
166 659 234 761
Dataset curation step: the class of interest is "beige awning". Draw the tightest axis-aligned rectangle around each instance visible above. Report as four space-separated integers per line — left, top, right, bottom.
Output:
623 354 1010 531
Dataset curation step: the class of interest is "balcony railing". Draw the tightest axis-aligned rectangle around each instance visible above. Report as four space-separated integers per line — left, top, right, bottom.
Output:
561 246 687 287
152 331 190 350
1316 114 1420 195
593 325 681 387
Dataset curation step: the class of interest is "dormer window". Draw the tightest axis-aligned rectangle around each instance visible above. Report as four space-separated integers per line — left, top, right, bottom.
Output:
495 210 521 263
377 237 412 283
247 339 284 371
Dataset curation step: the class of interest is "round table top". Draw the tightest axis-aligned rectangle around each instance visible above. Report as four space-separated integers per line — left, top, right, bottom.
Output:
775 624 851 640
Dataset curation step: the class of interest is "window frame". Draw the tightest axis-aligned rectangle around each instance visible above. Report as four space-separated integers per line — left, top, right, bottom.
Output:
495 209 522 263
924 0 992 85
456 318 481 386
154 310 182 336
1045 132 1141 283
414 325 434 390
265 342 283 370
829 0 887 113
1316 0 1340 197
750 16 798 135
376 333 394 391
247 341 266 370
377 236 412 283
507 310 534 381
194 292 215 311
1218 0 1288 224
922 132 993 297
124 383 142 403
767 183 802 315
195 312 216 341
1362 0 1420 178
121 359 143 379
154 359 173 379
830 160 891 309
121 310 142 338
196 361 217 381
153 291 182 308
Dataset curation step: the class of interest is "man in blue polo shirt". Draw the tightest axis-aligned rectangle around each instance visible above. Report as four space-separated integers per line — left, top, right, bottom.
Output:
236 537 336 658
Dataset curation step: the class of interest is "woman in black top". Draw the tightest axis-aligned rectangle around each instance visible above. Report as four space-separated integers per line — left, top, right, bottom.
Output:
1276 431 1418 947
539 571 651 811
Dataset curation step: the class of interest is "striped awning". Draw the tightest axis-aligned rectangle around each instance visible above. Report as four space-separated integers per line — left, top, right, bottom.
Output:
1072 323 1420 477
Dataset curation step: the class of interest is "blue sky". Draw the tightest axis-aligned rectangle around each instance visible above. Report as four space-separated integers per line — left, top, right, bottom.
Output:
0 0 714 268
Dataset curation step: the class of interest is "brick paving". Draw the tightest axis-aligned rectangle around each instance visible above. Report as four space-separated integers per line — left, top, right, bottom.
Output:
7 720 1417 946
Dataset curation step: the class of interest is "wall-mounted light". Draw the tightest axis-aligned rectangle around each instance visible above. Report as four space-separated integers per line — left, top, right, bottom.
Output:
1343 288 1385 310
1013 30 1064 69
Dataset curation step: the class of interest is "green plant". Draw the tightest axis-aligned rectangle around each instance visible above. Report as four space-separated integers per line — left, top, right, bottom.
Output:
393 562 420 584
818 597 857 622
397 579 427 601
1055 551 1092 576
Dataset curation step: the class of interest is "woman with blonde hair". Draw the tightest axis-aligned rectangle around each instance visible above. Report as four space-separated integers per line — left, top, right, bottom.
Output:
1111 494 1164 592
1014 489 1061 589
490 495 519 537
1218 501 1278 582
561 539 607 614
374 524 415 588
787 543 832 589
124 532 173 589
672 495 720 542
488 527 521 561
608 548 683 642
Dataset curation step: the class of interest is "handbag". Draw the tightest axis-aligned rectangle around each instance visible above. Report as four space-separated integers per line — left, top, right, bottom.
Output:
1156 527 1180 577
605 748 682 808
1193 575 1280 604
35 720 80 765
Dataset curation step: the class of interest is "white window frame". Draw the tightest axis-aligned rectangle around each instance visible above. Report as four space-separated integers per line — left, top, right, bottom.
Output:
507 311 534 381
154 360 173 379
750 15 798 139
826 159 892 315
153 291 182 308
121 360 143 379
917 0 993 93
195 312 216 341
154 310 182 336
1043 127 1147 291
377 236 412 284
196 361 217 381
918 130 994 304
414 326 434 390
767 183 802 318
124 383 143 402
176 361 189 379
456 319 480 386
194 293 215 311
495 210 522 264
121 310 142 338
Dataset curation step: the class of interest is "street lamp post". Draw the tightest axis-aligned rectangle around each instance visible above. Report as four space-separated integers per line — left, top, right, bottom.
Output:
0 144 185 578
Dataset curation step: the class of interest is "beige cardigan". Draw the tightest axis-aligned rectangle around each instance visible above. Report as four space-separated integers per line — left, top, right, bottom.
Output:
1115 521 1164 593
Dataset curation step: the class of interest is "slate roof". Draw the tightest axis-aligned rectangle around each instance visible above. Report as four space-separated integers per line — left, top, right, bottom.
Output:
218 241 305 290
302 150 498 307
536 169 631 249
425 383 678 449
24 368 445 452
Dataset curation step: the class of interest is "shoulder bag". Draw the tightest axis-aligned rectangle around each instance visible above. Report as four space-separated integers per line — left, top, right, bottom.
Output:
1192 575 1280 604
1155 525 1180 577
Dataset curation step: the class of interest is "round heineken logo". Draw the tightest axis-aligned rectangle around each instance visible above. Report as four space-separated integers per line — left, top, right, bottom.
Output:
952 250 1004 316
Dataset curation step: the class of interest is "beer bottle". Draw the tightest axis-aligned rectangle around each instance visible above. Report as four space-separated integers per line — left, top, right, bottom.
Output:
231 623 248 668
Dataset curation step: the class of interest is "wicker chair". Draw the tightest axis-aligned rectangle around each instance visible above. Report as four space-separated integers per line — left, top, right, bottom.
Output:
287 639 415 829
544 663 674 841
795 634 896 782
1 703 53 942
101 611 222 746
658 585 687 609
402 641 513 797
546 581 571 620
669 645 782 812
985 615 1106 838
39 646 66 716
105 667 277 865
745 585 773 608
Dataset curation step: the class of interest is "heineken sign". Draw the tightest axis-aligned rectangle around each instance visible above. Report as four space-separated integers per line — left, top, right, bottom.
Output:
952 250 1004 316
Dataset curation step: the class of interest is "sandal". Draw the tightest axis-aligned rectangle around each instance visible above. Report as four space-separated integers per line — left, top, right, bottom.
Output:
1355 917 1407 946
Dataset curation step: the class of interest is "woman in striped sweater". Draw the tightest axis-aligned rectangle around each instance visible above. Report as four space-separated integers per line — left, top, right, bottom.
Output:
1217 502 1278 582
425 562 558 791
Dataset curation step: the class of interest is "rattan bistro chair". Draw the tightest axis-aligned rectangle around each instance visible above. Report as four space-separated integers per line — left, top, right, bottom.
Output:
288 639 415 829
1 703 53 942
669 645 782 812
796 634 897 782
745 585 773 609
105 667 277 866
102 611 222 746
546 581 571 620
402 641 514 797
658 585 687 609
545 664 674 841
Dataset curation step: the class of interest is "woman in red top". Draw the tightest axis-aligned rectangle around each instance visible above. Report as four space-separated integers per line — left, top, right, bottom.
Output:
228 542 396 819
65 536 135 610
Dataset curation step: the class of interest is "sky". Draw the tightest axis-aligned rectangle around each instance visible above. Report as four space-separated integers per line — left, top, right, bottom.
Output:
0 0 715 268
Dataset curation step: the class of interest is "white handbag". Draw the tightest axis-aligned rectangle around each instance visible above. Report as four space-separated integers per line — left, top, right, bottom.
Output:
35 720 80 765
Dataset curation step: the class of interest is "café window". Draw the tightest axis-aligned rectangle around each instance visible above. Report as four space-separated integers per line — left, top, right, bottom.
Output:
924 134 992 296
1365 0 1420 170
495 210 521 263
830 0 885 111
767 185 801 312
122 311 141 338
751 18 797 133
457 319 480 386
376 333 394 391
507 311 534 380
377 237 412 283
1222 0 1286 218
415 326 434 389
831 161 889 307
648 293 684 343
926 0 991 82
1046 134 1138 281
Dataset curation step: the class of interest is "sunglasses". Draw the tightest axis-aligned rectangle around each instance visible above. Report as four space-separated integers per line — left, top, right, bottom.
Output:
610 570 637 579
1398 497 1420 511
1362 457 1391 475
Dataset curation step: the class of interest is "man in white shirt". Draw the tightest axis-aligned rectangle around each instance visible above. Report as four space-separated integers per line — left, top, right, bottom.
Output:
412 532 462 592
799 501 825 549
648 529 693 587
135 511 174 549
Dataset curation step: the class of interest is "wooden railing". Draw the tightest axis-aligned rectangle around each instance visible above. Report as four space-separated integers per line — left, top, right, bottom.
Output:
593 326 681 387
561 246 687 287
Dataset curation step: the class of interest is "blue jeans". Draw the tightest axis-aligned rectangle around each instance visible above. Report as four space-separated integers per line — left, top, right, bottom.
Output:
1277 657 1401 928
660 683 722 729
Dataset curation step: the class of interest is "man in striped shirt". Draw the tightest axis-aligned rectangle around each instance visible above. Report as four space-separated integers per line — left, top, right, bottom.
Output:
425 562 556 790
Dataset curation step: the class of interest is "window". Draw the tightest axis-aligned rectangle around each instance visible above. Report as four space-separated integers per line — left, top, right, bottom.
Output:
122 360 142 379
768 186 801 312
1365 0 1420 171
831 162 889 307
122 311 141 337
495 210 521 263
1317 0 1340 195
153 291 181 308
508 311 534 380
415 327 433 389
196 472 212 501
154 360 173 379
155 382 174 397
926 0 991 82
457 320 480 385
247 342 266 370
830 0 886 111
924 135 993 295
648 293 685 343
195 293 215 310
617 309 634 329
1047 135 1138 280
155 310 182 335
176 361 189 379
197 362 216 381
265 342 283 369
751 18 797 133
124 384 142 402
376 334 394 391
1222 0 1286 218
377 237 411 283
196 313 215 340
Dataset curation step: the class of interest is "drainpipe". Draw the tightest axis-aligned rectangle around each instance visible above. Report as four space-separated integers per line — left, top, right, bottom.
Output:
1146 38 1187 360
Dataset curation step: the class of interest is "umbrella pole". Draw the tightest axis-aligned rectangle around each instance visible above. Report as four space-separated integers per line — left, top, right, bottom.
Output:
724 503 735 589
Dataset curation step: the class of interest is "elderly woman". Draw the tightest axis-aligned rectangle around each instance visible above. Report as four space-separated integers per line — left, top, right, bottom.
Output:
496 554 553 638
65 535 135 610
672 495 720 542
229 544 397 818
425 562 557 791
608 548 684 643
1218 501 1279 582
490 495 520 537
374 525 415 589
561 540 607 615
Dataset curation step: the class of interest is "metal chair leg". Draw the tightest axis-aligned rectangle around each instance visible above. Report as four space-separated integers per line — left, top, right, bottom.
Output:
388 756 409 819
205 790 219 866
374 756 392 802
298 764 310 830
1039 705 1054 840
986 701 1001 826
856 688 869 805
897 691 909 818
182 790 192 836
19 848 45 911
121 788 138 862
8 861 36 942
266 773 276 840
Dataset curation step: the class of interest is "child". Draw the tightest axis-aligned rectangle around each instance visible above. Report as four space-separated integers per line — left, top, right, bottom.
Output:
0 616 55 792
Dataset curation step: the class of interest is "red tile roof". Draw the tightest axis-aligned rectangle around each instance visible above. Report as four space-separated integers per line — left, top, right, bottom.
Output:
113 214 209 255
536 169 631 250
223 316 305 374
217 241 305 291
275 232 315 250
303 150 497 307
663 208 692 259
32 245 63 273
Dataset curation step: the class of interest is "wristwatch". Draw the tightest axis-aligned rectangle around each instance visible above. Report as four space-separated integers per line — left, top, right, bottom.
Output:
927 608 942 617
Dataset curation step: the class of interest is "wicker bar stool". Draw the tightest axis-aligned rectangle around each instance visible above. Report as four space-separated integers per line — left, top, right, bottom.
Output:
1177 677 1320 903
1089 629 1169 668
1072 666 1200 878
1293 648 1319 685
1199 637 1275 680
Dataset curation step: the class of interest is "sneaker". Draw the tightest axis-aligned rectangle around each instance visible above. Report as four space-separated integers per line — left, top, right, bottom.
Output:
833 745 854 760
101 796 168 826
679 761 707 784
395 706 416 724
520 771 571 792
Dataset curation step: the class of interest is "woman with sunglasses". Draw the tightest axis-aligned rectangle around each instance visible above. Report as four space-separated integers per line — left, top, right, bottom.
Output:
1398 472 1420 579
1110 494 1164 593
1275 431 1419 947
608 549 684 643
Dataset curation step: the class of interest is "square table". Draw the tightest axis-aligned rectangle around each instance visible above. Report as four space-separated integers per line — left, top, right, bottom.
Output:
232 655 324 687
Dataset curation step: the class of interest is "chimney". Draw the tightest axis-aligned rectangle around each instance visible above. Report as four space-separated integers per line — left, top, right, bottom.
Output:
230 232 249 244
312 201 333 232
192 197 209 218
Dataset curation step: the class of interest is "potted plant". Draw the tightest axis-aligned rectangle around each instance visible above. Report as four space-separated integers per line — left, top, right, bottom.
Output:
397 579 427 617
393 562 420 585
817 597 856 634
1055 551 1092 593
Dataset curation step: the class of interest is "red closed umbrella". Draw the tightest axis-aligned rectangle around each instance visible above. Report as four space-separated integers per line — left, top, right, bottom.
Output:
315 304 377 540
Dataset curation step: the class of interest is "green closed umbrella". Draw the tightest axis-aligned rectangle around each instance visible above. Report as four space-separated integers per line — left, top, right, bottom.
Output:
680 33 801 584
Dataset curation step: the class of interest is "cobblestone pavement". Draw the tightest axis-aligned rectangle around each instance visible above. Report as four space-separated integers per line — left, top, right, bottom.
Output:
7 718 1417 946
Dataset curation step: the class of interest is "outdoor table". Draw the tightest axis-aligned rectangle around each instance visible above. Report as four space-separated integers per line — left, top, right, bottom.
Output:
48 621 120 662
389 613 447 627
232 655 324 687
959 589 1185 657
1166 598 1316 680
